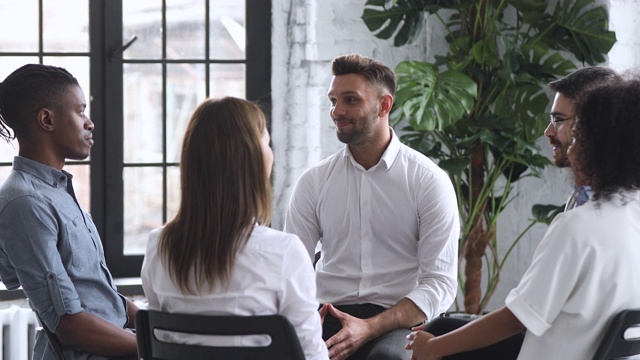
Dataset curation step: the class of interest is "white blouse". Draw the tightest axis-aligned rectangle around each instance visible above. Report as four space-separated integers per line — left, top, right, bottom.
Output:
506 190 640 360
141 225 328 360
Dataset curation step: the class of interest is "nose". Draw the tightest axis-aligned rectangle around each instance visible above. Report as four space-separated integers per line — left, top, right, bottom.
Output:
331 102 346 119
86 117 95 131
543 122 554 138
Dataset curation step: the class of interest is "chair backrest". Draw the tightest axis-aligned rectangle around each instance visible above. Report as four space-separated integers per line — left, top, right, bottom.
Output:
592 309 640 360
27 298 66 360
135 309 305 360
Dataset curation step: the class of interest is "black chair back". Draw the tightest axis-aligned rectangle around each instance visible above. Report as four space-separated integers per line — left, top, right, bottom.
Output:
32 310 66 360
135 309 305 360
592 309 640 360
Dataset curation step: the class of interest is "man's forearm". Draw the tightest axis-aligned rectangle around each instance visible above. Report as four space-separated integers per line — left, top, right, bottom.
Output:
366 298 425 339
56 312 138 356
430 306 525 357
124 297 139 328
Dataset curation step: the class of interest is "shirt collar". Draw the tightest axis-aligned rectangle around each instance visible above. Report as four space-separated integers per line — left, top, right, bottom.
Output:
343 127 401 171
12 156 71 189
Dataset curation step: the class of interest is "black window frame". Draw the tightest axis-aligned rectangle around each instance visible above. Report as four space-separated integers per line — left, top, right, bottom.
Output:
88 0 272 278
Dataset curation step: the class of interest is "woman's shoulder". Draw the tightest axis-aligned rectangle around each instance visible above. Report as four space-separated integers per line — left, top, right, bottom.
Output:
247 225 306 254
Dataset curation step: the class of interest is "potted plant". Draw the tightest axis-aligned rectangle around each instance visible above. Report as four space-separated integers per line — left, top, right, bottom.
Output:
362 0 616 314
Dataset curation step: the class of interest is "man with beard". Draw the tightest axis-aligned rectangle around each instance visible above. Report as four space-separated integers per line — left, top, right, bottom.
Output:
544 66 621 211
284 54 460 360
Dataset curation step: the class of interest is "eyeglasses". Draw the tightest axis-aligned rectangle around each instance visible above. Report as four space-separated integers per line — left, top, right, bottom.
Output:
549 114 575 132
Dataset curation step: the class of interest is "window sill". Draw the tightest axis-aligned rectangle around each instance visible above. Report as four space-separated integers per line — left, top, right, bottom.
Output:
0 277 145 301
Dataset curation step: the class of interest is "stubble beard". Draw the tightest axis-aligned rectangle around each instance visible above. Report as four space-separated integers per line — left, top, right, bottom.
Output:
554 144 570 168
335 107 378 146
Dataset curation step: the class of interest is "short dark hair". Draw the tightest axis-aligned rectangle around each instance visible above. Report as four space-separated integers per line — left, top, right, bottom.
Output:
571 78 640 200
331 54 397 95
0 64 79 142
548 66 621 100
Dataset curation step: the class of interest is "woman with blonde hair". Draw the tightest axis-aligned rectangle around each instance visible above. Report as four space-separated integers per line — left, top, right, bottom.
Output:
141 97 328 359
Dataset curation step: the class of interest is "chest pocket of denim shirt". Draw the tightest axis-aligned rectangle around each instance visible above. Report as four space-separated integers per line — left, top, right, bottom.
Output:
62 215 100 273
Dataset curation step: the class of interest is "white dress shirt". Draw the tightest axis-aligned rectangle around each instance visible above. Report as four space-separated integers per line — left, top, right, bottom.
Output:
284 129 459 321
506 190 640 360
141 225 328 360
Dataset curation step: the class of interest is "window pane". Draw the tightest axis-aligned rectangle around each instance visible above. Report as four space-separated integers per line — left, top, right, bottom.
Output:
64 164 91 212
124 63 163 163
0 57 40 79
43 0 89 52
209 63 245 99
0 166 13 186
167 0 205 59
209 0 245 60
123 1 163 60
167 64 205 162
0 0 38 52
124 166 163 254
167 165 180 221
0 140 19 163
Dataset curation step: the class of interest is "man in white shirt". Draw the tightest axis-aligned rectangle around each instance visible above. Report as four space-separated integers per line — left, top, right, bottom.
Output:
544 66 620 211
284 54 460 360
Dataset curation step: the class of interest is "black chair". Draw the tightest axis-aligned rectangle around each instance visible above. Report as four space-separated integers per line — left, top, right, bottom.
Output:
592 309 640 360
26 298 66 360
135 309 305 360
32 310 66 360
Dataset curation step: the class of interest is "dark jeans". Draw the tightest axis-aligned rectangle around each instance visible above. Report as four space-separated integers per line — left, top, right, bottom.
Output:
424 316 524 360
322 304 412 360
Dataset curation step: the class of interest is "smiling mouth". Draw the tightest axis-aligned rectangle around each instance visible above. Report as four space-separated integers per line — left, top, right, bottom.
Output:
335 120 352 129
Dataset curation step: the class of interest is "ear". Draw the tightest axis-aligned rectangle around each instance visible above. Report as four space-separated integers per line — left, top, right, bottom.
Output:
37 108 55 132
378 94 394 117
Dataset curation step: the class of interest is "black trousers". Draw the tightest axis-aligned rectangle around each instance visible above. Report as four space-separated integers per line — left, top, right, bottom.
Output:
322 303 411 360
423 316 524 360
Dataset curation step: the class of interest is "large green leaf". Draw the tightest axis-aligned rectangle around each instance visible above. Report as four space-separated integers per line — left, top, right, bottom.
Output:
540 0 616 65
361 0 477 46
395 61 477 131
470 37 499 67
531 203 564 224
361 0 427 46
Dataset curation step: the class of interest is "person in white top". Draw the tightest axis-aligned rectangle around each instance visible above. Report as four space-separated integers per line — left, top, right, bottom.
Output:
140 97 328 360
284 54 460 360
406 78 640 360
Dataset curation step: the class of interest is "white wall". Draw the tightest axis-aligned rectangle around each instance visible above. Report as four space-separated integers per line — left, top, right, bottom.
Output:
271 0 640 311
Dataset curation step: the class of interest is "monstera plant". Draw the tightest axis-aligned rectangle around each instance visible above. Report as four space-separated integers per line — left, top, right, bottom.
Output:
362 0 616 314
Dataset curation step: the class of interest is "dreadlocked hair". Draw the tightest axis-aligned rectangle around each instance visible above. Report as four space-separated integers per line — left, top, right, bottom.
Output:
0 64 79 143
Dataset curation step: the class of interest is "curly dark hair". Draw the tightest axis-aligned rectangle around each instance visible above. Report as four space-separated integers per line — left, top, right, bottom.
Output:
571 78 640 200
0 64 79 143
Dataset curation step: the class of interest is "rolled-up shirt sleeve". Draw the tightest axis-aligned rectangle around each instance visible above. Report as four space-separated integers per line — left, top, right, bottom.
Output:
0 195 83 331
505 213 580 336
405 168 459 321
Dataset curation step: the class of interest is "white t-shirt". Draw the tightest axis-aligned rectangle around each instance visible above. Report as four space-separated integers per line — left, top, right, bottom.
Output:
284 129 460 320
141 225 328 360
506 190 640 360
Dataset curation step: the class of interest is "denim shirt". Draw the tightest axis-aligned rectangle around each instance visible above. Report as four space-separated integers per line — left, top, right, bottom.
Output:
0 157 128 360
